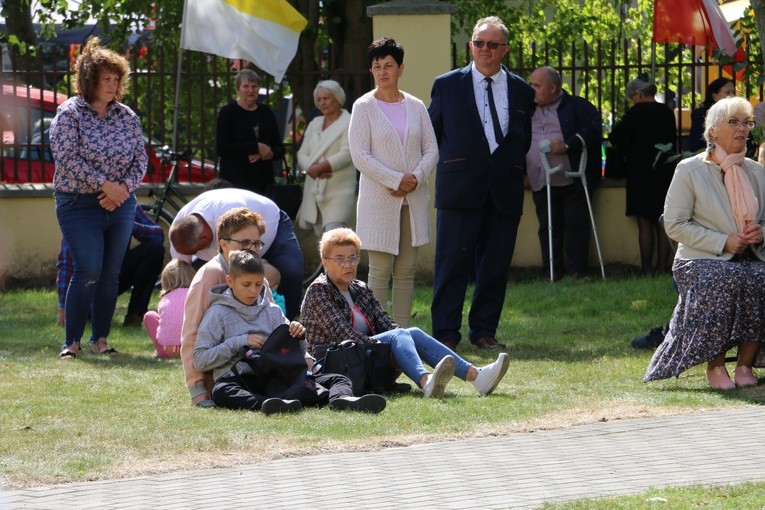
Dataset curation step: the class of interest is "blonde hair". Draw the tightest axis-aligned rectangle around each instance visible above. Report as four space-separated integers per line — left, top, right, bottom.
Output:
319 227 361 258
159 260 196 297
264 263 281 288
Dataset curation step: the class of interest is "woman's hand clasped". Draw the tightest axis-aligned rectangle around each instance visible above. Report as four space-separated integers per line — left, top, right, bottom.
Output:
725 223 764 254
389 172 418 197
258 142 274 161
98 180 129 211
307 161 332 179
742 223 764 246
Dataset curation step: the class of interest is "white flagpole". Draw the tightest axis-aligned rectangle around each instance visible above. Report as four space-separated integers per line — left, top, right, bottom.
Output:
172 0 190 153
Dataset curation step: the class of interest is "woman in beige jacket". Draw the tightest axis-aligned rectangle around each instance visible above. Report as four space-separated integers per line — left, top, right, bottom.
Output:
348 38 438 327
296 80 356 237
645 97 765 390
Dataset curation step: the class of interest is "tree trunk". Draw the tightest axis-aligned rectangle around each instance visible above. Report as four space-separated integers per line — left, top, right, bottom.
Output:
2 0 39 81
286 0 373 119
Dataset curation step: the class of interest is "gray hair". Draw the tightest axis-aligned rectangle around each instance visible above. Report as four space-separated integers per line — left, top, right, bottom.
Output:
703 96 752 146
235 69 260 89
472 16 509 41
626 75 657 98
313 80 346 109
536 66 562 88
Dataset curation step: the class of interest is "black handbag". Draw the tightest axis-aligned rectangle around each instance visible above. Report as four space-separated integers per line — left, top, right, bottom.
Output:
320 340 394 396
321 340 368 396
365 342 394 395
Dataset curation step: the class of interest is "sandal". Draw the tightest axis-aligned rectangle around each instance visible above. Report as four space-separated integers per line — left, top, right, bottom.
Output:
91 340 118 355
59 347 80 360
59 350 77 360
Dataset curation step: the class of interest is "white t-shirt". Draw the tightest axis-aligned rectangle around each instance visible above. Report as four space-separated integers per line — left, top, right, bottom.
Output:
170 188 280 263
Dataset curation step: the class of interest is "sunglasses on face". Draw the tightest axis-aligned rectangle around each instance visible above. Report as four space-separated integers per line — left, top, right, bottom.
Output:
472 40 507 50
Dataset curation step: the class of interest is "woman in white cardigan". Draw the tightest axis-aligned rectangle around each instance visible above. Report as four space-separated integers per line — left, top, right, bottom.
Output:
296 80 356 237
348 37 438 327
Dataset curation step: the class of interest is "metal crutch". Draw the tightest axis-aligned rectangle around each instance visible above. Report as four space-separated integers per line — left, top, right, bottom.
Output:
539 134 606 280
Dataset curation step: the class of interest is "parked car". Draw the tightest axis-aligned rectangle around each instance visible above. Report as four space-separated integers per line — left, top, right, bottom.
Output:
0 83 215 184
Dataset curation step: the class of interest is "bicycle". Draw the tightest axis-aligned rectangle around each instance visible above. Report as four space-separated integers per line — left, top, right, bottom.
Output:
140 146 192 229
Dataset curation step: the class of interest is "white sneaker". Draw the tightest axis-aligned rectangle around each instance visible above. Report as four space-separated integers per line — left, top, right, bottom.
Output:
423 355 456 399
473 352 510 396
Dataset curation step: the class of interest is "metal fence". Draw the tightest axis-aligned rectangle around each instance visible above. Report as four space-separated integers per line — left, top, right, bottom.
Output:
2 39 763 184
455 39 764 152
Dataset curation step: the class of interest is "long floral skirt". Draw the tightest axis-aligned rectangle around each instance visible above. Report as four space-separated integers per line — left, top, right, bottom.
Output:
644 256 765 382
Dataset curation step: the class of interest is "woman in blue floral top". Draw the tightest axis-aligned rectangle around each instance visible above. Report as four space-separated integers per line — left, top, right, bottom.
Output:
50 37 148 359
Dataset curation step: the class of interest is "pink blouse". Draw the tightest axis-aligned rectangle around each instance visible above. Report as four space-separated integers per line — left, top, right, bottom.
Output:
156 287 188 346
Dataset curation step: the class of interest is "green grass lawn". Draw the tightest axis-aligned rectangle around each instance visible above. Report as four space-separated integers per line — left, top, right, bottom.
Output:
542 482 765 509
2 273 765 490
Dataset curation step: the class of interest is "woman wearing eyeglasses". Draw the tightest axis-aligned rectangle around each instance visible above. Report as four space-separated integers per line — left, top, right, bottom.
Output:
609 74 677 275
645 97 765 390
181 207 272 407
348 37 439 327
301 228 510 399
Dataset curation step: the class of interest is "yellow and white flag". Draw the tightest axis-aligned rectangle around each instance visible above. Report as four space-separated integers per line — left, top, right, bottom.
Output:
180 0 308 82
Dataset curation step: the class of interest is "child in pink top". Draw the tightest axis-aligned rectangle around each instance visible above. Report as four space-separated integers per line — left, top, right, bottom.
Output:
144 260 196 358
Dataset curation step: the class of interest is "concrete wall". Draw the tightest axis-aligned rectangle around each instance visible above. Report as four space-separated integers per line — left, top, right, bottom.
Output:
0 182 638 287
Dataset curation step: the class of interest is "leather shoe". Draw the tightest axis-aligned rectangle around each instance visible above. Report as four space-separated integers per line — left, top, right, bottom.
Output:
123 313 144 327
472 336 506 350
440 338 458 351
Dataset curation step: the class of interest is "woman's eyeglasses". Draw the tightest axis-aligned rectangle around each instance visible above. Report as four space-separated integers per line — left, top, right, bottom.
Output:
223 238 265 252
472 40 507 50
324 255 360 267
728 118 755 129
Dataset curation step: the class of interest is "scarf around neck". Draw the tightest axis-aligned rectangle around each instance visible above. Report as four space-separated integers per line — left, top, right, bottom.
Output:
712 145 758 233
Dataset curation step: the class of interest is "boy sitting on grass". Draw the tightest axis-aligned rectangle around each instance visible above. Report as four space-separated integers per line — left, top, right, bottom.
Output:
193 250 385 415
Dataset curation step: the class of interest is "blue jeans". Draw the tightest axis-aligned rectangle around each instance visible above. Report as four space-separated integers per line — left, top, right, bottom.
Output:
56 193 136 348
373 327 472 384
262 210 304 320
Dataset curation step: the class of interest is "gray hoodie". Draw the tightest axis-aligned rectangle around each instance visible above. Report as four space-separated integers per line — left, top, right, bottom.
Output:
193 282 288 381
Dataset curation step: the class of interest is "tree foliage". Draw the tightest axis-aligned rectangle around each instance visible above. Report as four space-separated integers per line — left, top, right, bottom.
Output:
5 0 765 157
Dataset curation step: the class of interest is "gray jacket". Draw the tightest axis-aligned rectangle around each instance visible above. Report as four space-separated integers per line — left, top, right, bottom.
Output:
193 283 288 381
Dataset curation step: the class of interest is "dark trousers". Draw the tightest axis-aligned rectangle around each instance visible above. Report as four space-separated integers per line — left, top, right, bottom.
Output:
261 210 304 320
118 240 165 316
211 371 353 411
431 203 521 344
532 184 591 279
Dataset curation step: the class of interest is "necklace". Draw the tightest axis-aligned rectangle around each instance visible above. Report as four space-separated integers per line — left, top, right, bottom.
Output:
374 90 403 103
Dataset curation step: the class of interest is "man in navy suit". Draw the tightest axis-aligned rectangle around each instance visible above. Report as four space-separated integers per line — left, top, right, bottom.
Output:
429 16 534 350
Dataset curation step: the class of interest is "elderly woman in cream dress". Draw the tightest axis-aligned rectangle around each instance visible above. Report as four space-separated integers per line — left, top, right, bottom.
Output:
296 80 356 237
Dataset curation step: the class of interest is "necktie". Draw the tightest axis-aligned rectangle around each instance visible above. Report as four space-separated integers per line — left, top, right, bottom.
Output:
485 77 503 144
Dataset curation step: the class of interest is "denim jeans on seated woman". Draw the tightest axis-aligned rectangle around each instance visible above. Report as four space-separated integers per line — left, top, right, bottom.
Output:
372 327 472 384
56 192 136 348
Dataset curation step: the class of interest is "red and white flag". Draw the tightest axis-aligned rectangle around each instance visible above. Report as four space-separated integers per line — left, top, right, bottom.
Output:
653 0 740 56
